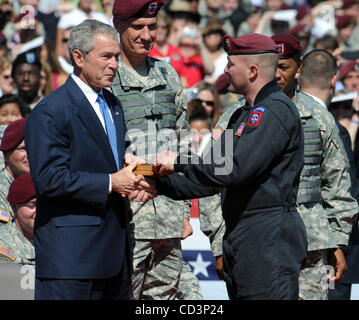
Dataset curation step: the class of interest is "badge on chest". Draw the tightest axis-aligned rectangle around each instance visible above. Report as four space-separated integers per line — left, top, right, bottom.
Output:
247 107 266 127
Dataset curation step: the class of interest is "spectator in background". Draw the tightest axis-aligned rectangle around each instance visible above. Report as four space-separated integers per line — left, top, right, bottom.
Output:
55 0 111 57
339 60 359 93
0 58 15 98
38 62 52 97
178 30 205 88
12 51 42 109
167 0 201 46
336 14 357 51
0 119 29 227
39 37 68 90
0 172 35 265
56 26 74 75
188 100 211 155
0 94 30 125
290 24 311 53
196 81 221 128
236 6 264 36
148 10 184 77
201 16 227 83
101 0 115 20
214 72 239 111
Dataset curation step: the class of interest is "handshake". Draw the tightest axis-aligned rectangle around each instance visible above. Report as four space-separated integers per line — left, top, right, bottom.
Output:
111 151 179 202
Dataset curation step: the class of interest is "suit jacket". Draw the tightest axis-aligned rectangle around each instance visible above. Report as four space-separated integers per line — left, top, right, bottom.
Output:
25 76 131 279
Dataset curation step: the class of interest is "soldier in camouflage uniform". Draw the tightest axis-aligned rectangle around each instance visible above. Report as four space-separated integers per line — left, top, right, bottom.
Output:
0 173 35 265
272 34 358 300
0 119 29 228
111 0 199 299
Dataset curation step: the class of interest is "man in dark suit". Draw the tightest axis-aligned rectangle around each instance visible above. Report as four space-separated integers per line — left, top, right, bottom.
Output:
25 19 153 300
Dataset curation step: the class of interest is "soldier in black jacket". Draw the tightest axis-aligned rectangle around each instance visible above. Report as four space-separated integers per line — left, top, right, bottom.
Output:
154 33 308 300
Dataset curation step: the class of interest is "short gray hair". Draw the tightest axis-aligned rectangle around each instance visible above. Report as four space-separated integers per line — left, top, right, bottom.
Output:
68 19 119 66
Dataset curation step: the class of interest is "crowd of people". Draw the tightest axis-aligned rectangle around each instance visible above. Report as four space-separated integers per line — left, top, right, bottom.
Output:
0 0 359 301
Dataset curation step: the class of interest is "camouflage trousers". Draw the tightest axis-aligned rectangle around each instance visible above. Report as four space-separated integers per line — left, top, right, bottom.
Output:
132 238 182 300
299 249 331 300
177 261 204 300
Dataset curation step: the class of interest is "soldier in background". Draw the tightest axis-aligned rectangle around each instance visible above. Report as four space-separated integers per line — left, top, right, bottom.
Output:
272 34 358 299
0 172 35 265
0 119 29 228
111 0 200 299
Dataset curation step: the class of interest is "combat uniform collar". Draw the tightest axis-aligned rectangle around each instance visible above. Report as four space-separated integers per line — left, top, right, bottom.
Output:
253 79 281 106
116 57 167 90
293 90 315 118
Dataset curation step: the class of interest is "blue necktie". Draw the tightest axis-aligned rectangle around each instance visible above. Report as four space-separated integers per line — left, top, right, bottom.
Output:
97 93 119 169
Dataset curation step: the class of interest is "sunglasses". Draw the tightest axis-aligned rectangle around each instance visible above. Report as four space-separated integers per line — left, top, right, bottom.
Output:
199 99 215 106
2 75 11 80
62 38 69 43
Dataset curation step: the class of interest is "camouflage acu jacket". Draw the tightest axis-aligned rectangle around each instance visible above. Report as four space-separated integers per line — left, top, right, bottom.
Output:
111 57 191 239
294 91 358 251
0 217 35 265
0 168 13 228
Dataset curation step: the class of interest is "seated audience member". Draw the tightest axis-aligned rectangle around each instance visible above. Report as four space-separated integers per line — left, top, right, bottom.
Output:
12 52 42 109
0 172 35 264
0 58 15 98
196 81 221 128
148 10 184 76
0 119 29 227
0 94 30 125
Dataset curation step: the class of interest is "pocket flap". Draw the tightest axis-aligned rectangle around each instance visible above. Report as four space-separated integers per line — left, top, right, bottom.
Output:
54 214 100 227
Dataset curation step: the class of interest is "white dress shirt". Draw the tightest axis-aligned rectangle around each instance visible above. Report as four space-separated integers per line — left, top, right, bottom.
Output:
71 73 115 192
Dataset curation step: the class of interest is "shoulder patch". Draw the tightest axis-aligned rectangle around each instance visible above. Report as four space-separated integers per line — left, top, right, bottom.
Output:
0 210 10 223
247 106 266 127
0 245 16 261
212 128 223 141
235 123 246 136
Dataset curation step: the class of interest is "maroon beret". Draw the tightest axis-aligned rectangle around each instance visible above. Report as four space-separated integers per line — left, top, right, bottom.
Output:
296 6 311 21
215 73 229 93
339 60 359 80
113 0 164 19
336 14 356 29
271 33 302 58
7 173 36 204
0 118 26 153
289 24 310 37
222 34 277 56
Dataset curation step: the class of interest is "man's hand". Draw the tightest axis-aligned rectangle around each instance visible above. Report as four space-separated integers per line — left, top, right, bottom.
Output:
182 217 193 240
111 162 145 197
128 177 157 202
215 256 224 280
153 150 178 176
330 248 347 282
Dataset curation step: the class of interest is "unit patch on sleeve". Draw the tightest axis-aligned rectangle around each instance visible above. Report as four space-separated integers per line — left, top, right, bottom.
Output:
0 245 16 261
247 106 266 127
212 128 224 141
235 123 246 136
0 210 10 223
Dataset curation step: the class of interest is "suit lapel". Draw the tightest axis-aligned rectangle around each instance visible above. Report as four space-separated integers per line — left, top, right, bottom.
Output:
65 77 118 171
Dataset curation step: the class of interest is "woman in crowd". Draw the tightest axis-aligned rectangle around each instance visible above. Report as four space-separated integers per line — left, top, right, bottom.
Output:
0 94 30 125
0 58 14 97
196 81 221 128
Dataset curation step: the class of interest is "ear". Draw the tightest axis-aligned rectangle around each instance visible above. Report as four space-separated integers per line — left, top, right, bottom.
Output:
72 49 84 69
248 63 258 80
